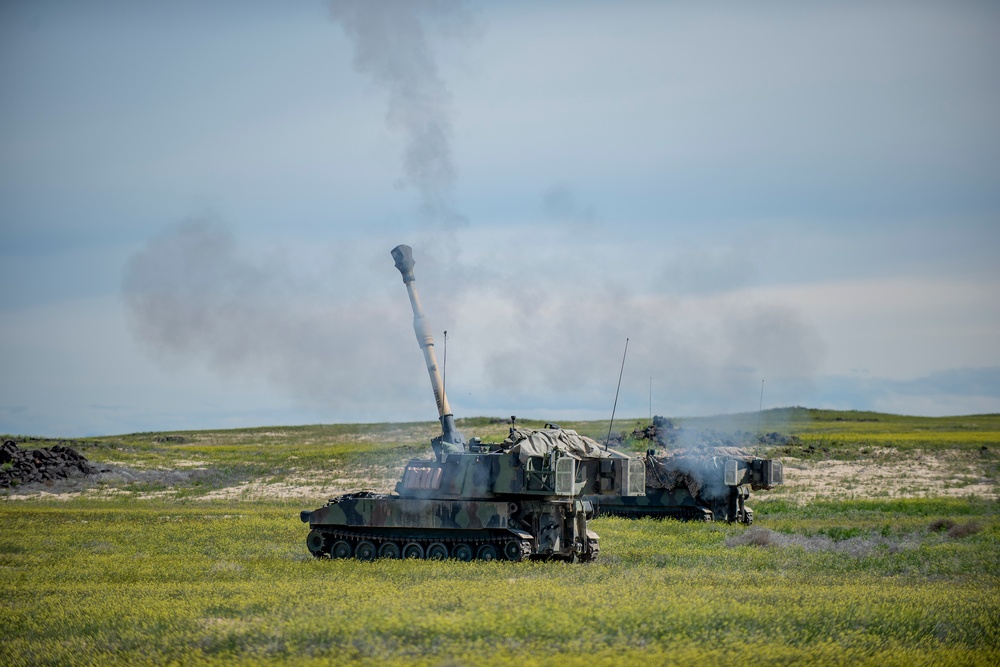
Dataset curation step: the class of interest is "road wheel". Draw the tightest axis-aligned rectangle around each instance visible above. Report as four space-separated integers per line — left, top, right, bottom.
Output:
402 542 424 559
503 540 524 562
330 540 352 559
378 542 401 559
355 540 376 561
476 544 498 561
453 543 473 562
306 530 327 558
426 542 448 560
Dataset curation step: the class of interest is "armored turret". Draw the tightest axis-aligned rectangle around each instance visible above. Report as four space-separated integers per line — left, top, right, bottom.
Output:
589 443 784 523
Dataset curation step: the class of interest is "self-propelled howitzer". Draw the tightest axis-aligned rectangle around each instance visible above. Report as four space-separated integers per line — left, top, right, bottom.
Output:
300 245 645 561
589 446 783 523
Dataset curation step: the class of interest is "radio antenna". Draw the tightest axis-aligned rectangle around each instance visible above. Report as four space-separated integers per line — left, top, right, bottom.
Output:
755 379 764 452
649 376 652 425
605 337 629 450
442 330 448 396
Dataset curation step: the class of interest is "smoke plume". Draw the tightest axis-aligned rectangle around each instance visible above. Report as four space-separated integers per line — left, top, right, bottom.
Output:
328 0 473 229
122 221 826 424
121 218 423 416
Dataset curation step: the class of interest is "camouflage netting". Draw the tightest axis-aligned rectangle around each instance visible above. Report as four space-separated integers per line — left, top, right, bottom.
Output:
0 440 108 489
502 428 611 464
644 448 753 496
645 455 703 495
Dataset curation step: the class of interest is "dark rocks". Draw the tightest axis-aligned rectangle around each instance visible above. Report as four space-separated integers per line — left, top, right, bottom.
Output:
627 418 800 451
758 431 801 446
0 439 108 489
630 416 676 448
0 439 18 464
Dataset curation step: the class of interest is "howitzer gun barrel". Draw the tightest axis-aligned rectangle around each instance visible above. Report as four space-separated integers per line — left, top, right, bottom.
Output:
391 244 463 446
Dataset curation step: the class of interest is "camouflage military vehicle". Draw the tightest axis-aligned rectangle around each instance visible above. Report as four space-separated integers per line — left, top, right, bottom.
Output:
589 445 783 524
300 245 645 561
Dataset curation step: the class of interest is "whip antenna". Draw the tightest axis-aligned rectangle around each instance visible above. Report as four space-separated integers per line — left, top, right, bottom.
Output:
605 337 630 450
443 330 448 396
755 379 765 453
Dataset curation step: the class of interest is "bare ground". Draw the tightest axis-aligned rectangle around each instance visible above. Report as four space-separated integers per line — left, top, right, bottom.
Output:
774 450 998 503
198 464 402 501
0 462 404 501
3 450 996 503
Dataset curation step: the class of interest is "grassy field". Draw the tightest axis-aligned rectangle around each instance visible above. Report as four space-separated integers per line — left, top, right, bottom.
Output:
2 410 999 666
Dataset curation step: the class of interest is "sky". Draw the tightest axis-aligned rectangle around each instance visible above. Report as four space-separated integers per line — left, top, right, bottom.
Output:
1 0 999 437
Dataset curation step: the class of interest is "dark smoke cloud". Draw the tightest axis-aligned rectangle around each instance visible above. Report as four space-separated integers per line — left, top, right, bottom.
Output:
328 0 473 229
121 218 425 415
121 220 826 424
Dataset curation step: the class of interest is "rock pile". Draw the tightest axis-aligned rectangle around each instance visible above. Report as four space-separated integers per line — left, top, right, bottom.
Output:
630 415 676 448
0 440 108 489
628 420 801 450
757 431 801 446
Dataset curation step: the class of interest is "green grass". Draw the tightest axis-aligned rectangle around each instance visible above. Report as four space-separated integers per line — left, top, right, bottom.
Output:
2 409 1000 665
1 497 997 666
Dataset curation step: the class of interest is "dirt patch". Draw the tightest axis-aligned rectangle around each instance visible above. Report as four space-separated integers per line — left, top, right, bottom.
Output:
926 518 983 538
173 459 209 469
944 521 983 539
726 527 920 555
199 464 403 501
199 481 344 501
774 451 997 503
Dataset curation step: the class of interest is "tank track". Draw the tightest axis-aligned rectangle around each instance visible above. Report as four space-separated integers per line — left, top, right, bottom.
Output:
307 527 532 562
